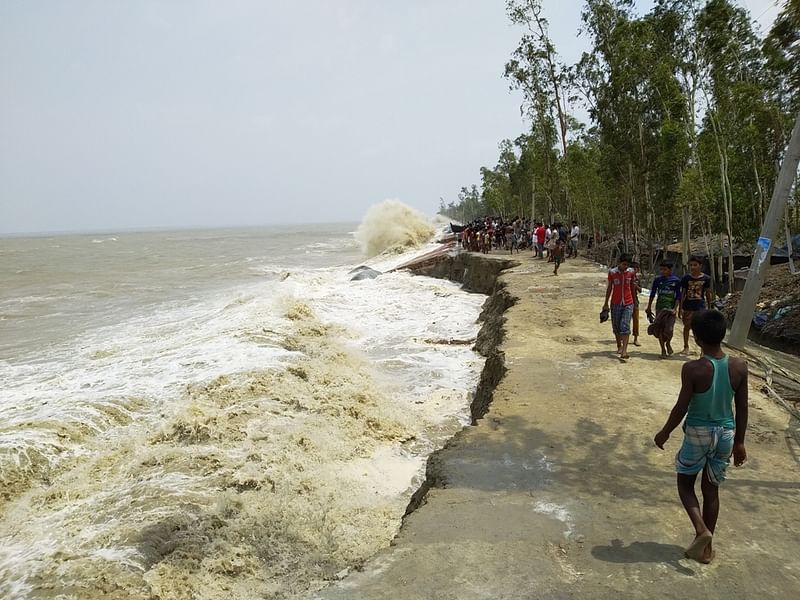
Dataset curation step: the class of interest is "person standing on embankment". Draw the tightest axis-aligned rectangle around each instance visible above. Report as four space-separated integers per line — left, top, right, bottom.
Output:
568 220 580 258
534 222 546 258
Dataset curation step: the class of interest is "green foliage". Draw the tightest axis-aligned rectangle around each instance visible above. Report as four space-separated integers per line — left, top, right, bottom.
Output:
443 0 797 259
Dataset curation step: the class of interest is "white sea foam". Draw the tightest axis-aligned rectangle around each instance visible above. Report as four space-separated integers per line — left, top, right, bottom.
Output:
0 224 485 598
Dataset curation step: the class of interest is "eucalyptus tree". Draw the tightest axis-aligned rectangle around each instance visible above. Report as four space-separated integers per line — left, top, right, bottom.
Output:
504 0 571 216
764 0 800 234
445 0 796 274
695 0 780 286
764 0 800 117
577 0 657 250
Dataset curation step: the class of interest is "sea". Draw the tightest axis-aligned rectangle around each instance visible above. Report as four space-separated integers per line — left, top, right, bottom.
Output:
0 212 486 598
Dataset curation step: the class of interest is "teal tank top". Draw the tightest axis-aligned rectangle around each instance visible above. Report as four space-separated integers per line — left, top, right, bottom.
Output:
685 355 735 428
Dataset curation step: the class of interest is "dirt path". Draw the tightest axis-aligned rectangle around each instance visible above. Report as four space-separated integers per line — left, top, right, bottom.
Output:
316 255 800 599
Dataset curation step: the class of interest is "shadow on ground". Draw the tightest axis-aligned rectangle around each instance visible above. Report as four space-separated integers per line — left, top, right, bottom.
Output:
591 539 695 576
433 413 800 512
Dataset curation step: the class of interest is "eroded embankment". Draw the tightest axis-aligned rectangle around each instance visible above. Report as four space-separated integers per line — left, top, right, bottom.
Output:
402 252 519 516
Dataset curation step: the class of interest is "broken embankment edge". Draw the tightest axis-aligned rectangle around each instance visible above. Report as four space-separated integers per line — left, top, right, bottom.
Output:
401 252 520 518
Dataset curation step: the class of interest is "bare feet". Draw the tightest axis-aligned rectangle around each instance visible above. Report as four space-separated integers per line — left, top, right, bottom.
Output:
685 530 713 562
660 353 668 359
666 343 674 355
679 346 690 355
620 353 630 360
699 542 715 564
633 339 641 347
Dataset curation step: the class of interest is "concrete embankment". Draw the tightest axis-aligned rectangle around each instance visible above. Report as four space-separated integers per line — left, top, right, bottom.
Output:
317 252 800 600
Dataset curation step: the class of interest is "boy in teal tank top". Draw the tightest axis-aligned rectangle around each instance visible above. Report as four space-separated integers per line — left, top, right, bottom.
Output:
654 310 748 564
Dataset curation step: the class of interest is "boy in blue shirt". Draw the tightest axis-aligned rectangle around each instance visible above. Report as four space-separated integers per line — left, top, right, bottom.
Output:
646 261 681 358
654 310 748 564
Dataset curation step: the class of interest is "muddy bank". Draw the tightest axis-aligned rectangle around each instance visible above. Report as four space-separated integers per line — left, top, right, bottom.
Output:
408 250 518 296
402 252 519 516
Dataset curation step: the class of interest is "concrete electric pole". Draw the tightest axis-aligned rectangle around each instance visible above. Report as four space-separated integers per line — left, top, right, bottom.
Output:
728 111 800 349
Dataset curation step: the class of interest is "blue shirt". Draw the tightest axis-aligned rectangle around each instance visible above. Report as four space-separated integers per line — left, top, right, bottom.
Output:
650 275 682 311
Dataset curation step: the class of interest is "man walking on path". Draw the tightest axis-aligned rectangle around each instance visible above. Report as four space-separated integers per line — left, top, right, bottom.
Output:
552 238 565 276
557 223 569 260
654 309 748 564
602 255 636 360
679 257 714 354
646 261 681 358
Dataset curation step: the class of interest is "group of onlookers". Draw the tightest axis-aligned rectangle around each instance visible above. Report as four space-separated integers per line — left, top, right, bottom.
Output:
459 217 532 255
458 217 581 276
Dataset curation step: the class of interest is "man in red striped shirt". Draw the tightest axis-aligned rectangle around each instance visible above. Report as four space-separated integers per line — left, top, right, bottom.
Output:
602 255 636 360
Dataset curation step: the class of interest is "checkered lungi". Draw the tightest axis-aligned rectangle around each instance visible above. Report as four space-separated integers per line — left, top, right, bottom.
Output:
676 425 734 485
610 303 634 336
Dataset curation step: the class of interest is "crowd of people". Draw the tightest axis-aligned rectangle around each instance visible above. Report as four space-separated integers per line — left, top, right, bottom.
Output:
457 217 581 276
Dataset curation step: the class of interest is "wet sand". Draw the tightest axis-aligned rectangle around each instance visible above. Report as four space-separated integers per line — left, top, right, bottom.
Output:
318 253 800 599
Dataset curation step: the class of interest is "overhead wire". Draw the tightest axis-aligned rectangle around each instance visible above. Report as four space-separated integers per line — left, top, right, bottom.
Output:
751 0 781 25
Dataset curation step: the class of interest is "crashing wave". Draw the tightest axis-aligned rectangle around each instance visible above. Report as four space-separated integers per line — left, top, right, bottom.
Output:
355 200 435 258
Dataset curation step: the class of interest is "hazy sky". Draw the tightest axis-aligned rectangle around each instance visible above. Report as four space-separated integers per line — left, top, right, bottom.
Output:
0 0 780 234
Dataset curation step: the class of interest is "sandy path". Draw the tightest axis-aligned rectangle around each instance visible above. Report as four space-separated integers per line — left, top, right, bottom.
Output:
317 254 800 599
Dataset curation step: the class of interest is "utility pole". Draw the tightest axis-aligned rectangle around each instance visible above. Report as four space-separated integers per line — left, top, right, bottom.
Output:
728 111 800 349
786 205 797 275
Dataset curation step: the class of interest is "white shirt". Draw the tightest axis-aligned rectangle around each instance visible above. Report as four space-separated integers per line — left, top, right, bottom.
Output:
571 225 580 240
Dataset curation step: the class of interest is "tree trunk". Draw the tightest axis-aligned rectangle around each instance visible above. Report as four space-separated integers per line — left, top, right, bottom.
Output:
701 219 717 297
709 111 735 295
723 153 735 294
628 161 639 259
532 5 568 161
681 206 691 272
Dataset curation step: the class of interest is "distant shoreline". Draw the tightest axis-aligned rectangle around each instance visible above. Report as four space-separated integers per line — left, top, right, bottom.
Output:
0 220 362 240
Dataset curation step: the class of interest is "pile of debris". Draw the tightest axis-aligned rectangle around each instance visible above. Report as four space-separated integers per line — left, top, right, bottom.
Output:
719 263 800 354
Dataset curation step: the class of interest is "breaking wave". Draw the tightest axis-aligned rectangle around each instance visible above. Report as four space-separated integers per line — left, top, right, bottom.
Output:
0 235 485 599
355 200 435 258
